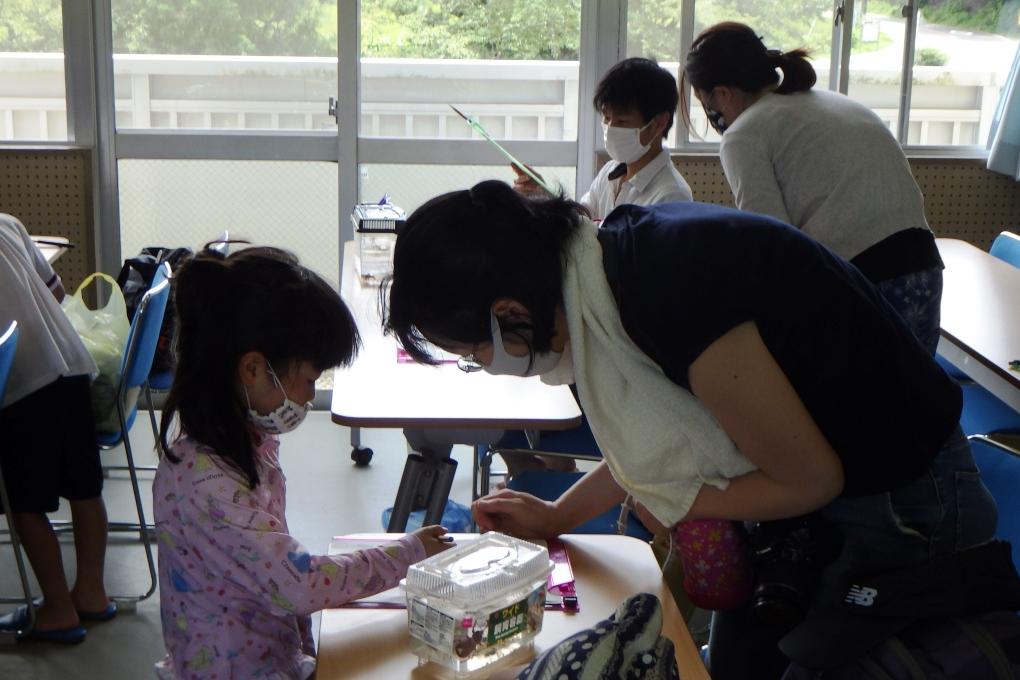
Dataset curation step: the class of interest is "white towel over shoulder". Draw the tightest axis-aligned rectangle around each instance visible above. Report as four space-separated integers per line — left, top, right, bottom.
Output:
561 219 756 525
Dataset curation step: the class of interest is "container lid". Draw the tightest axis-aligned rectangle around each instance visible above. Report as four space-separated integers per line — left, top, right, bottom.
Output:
352 203 406 232
404 533 552 605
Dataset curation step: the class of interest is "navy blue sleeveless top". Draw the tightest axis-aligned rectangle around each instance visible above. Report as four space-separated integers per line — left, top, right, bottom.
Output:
596 201 961 497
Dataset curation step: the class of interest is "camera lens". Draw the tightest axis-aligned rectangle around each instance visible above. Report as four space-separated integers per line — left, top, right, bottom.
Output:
752 582 809 630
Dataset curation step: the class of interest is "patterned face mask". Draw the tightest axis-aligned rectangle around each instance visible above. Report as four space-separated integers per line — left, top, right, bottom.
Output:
244 362 311 434
704 105 728 134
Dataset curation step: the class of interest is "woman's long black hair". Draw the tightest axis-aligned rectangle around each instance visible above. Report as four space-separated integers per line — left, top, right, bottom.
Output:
383 180 585 364
159 246 359 489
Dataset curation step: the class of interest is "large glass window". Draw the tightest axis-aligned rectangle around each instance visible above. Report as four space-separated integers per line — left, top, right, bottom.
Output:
629 0 837 145
360 164 576 212
0 0 66 141
845 2 904 133
360 1 583 142
110 1 338 130
118 160 340 283
906 1 1017 146
628 0 1019 149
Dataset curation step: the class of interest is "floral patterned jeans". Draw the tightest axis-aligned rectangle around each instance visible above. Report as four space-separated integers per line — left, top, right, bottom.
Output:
875 266 944 354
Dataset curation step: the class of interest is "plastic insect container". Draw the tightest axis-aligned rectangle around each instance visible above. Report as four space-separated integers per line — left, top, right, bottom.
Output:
350 201 405 285
401 533 553 677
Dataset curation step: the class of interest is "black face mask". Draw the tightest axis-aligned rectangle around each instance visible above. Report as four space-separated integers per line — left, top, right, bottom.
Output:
704 106 728 134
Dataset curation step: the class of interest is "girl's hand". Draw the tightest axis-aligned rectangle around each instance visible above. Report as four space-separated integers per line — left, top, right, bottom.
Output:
471 489 561 539
412 525 454 558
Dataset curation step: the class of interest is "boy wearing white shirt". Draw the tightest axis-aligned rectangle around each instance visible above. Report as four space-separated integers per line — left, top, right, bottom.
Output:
515 57 692 219
0 213 114 643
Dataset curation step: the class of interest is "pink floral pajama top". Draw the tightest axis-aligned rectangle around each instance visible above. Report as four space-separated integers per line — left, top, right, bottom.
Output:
153 435 426 679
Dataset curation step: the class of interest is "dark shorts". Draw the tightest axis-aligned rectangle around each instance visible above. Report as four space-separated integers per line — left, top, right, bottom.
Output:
0 374 103 513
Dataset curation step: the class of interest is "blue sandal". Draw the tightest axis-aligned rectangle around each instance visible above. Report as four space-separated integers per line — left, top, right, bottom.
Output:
77 601 118 622
0 605 87 644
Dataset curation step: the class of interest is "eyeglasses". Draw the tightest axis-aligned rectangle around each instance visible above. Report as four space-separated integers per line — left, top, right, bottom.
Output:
457 354 483 373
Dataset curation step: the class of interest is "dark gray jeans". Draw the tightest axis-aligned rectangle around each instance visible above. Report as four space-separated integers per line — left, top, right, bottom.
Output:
708 427 998 679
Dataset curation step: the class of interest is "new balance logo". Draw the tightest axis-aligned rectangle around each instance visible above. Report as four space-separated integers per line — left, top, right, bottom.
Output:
845 585 878 607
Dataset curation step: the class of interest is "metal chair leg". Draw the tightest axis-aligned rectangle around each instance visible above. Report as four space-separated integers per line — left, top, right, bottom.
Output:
478 446 497 499
472 445 481 502
112 400 157 607
0 464 37 639
103 384 159 475
968 433 1020 457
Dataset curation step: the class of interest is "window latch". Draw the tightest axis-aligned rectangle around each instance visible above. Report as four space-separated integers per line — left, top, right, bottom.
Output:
901 2 914 19
328 96 338 121
834 1 845 26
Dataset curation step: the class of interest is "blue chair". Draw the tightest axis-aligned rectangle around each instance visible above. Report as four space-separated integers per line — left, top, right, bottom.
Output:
95 273 171 605
960 385 1020 445
476 414 602 498
990 230 1020 267
0 322 36 636
142 263 172 438
478 414 653 541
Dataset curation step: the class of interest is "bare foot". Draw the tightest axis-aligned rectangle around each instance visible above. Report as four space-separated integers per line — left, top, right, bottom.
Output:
32 600 80 632
70 585 112 617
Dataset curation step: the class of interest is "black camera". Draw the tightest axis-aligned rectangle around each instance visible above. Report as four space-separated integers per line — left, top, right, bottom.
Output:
747 515 843 630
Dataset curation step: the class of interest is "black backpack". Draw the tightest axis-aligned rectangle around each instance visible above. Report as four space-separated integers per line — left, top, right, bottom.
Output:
115 246 193 376
782 611 1020 679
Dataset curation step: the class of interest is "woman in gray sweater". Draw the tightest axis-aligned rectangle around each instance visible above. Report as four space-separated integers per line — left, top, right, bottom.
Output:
682 21 942 353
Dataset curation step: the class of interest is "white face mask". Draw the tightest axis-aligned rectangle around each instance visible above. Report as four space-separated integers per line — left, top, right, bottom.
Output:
603 119 655 164
482 311 563 378
539 340 574 386
244 363 311 434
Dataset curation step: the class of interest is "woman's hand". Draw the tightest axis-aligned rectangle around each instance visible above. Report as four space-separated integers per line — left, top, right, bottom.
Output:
471 489 562 539
411 525 454 558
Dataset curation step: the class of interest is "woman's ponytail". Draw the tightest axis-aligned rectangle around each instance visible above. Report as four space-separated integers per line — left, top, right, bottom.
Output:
685 22 816 97
774 48 817 94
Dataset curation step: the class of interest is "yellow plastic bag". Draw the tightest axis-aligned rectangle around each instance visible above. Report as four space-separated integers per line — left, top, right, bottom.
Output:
62 273 131 435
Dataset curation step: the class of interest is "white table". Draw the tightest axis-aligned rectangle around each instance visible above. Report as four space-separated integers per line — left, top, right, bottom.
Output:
331 242 582 529
936 238 1020 413
31 235 70 265
317 534 710 680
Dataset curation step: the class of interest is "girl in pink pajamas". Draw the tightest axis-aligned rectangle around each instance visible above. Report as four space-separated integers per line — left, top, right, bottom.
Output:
152 246 451 679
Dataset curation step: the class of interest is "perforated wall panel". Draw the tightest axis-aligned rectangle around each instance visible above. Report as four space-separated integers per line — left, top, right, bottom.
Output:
673 154 1020 250
0 148 94 292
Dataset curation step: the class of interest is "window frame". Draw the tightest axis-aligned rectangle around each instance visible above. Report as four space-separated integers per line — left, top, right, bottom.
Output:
664 0 994 158
14 0 1004 278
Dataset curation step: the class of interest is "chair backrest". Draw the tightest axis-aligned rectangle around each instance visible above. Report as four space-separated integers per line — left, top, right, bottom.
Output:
0 321 19 406
990 231 1020 269
208 230 230 257
119 276 171 390
151 260 171 288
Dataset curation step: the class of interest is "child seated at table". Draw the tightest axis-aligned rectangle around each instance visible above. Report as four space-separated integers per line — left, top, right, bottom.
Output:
153 245 452 680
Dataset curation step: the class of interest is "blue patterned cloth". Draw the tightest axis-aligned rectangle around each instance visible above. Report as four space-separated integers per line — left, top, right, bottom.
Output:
875 266 943 354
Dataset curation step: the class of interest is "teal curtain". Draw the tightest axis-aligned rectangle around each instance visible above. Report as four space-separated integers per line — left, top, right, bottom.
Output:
988 44 1020 180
